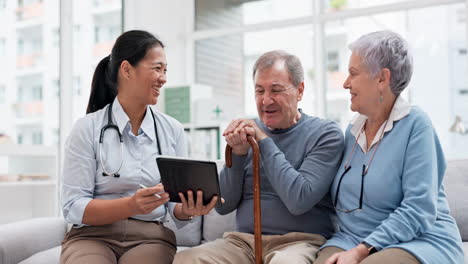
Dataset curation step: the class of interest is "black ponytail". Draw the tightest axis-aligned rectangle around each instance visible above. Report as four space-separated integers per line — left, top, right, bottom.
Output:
86 30 165 114
86 55 116 113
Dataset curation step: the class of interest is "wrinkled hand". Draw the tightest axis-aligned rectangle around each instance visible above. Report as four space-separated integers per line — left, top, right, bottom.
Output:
129 183 169 215
325 245 369 264
177 190 219 220
223 119 267 155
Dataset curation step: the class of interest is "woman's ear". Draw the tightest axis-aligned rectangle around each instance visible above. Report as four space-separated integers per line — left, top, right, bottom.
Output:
119 60 132 81
377 68 391 92
379 68 391 85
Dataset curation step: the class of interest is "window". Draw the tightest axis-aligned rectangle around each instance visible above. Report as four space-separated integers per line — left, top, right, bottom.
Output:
53 128 59 144
2 1 58 145
0 0 122 226
31 84 42 100
327 51 339 72
0 39 5 57
73 76 81 96
16 0 44 21
0 85 5 103
17 39 24 55
53 79 59 97
17 86 24 102
195 0 314 30
52 28 59 48
31 131 42 144
193 0 468 159
17 133 23 144
325 0 407 12
73 0 122 121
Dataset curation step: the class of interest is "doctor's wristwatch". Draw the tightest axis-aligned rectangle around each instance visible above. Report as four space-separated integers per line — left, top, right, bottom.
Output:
360 241 378 255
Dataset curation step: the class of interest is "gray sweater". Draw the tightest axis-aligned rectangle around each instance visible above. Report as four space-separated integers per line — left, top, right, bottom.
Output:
216 111 344 238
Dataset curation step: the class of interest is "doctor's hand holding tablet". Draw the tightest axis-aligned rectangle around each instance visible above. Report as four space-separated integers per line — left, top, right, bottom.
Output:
155 156 225 220
137 183 219 220
136 183 219 219
138 174 222 220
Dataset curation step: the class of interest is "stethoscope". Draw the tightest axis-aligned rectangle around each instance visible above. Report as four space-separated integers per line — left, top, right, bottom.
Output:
99 101 162 177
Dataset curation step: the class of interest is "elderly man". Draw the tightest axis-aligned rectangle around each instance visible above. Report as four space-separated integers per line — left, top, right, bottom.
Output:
174 50 344 264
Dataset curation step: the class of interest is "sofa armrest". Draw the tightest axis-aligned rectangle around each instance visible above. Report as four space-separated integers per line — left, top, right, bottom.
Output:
0 217 67 264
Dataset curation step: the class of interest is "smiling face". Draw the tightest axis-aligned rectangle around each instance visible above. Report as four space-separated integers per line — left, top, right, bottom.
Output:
254 60 304 129
123 45 167 106
343 52 381 115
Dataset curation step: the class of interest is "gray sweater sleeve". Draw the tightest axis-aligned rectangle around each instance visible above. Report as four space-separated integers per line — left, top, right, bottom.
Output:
260 123 344 215
216 154 247 215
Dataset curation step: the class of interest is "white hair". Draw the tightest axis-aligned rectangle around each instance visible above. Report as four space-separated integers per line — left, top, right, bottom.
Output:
253 50 304 87
349 30 413 95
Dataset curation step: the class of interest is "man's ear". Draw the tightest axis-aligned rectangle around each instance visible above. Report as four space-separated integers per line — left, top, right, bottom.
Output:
119 60 132 81
297 82 304 101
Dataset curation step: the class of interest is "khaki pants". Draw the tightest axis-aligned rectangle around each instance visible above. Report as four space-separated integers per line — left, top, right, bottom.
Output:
315 246 421 264
60 218 176 264
174 231 326 264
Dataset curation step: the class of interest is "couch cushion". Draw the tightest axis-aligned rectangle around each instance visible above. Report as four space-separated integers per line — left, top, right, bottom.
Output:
18 246 61 264
444 159 468 241
199 160 236 243
0 217 67 264
202 209 236 243
165 214 203 247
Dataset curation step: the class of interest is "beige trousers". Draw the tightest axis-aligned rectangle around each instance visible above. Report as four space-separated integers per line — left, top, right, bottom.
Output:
173 231 326 264
60 218 176 264
314 246 421 264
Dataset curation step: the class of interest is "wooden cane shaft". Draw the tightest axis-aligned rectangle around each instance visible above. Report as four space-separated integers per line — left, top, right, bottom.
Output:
225 136 262 264
248 136 262 264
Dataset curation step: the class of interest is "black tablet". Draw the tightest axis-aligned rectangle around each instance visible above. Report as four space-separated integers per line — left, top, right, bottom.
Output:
156 156 222 207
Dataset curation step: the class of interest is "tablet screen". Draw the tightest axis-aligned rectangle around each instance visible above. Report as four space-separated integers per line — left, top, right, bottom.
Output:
156 156 222 207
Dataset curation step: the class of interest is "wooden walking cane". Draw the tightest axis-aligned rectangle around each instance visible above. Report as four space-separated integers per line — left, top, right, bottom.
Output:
225 136 262 264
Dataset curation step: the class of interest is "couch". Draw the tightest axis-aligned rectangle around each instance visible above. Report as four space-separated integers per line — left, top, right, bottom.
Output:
0 159 466 264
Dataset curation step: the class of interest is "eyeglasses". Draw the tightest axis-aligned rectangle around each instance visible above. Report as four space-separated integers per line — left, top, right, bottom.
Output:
333 164 368 213
333 119 389 213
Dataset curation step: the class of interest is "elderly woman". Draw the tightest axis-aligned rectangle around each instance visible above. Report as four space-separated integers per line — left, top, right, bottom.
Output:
314 31 464 264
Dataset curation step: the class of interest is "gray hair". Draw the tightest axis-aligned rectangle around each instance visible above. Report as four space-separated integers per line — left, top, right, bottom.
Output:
252 50 304 87
349 30 413 95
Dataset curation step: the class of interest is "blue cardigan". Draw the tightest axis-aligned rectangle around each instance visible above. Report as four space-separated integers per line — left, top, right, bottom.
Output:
323 107 464 264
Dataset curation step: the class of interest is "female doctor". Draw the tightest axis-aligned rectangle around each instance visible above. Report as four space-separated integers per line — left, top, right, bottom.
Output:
60 30 218 264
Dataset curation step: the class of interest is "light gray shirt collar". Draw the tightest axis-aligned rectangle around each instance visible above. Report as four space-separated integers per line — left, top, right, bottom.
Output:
112 97 157 142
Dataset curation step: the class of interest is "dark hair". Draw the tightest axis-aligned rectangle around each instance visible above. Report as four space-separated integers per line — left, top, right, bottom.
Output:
86 30 165 113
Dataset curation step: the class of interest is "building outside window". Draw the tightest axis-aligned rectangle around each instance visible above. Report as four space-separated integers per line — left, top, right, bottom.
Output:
0 0 122 225
193 0 468 159
0 85 5 103
0 0 7 9
0 38 5 56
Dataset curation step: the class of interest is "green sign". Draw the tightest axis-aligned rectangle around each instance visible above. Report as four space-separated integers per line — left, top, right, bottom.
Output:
164 86 190 124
